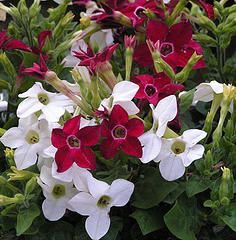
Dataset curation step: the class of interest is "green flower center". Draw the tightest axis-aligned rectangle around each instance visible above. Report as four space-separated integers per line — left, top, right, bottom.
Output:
52 184 66 199
97 195 111 209
38 93 49 105
25 130 40 144
171 141 186 155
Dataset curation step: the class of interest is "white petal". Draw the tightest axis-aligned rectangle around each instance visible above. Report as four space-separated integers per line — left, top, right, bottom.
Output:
153 139 172 163
152 95 177 137
139 132 162 163
87 176 110 199
14 145 38 170
115 101 139 115
159 155 185 181
72 165 92 192
40 165 57 187
77 66 91 83
17 98 42 118
69 192 97 216
184 144 205 167
52 160 73 183
0 127 24 148
112 81 139 102
42 199 66 221
107 179 134 207
62 54 80 68
18 114 39 129
182 129 207 147
18 82 43 98
41 104 65 122
85 211 110 240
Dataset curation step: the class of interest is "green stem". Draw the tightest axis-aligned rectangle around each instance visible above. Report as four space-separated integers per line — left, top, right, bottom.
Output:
216 37 225 83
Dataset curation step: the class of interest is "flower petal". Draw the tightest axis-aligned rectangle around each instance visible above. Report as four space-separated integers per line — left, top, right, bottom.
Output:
85 211 110 240
51 128 67 148
107 179 134 207
63 115 81 135
182 129 207 147
77 125 100 146
110 105 128 126
115 101 140 115
147 20 169 43
69 192 97 216
125 118 144 137
75 147 96 170
184 144 205 167
100 138 120 159
139 132 162 163
17 98 42 118
0 127 24 148
121 136 142 158
87 176 110 199
159 155 185 181
55 147 74 172
42 199 66 221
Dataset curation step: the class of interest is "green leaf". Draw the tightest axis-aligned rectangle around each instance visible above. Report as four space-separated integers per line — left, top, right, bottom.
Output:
186 176 212 197
130 208 164 235
16 203 40 236
132 167 178 209
164 196 198 240
164 182 186 204
220 203 236 231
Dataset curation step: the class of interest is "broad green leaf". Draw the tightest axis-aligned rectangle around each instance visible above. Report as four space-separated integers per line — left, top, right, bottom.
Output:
186 176 212 197
164 197 198 240
16 204 40 236
102 217 123 240
220 204 236 231
130 208 164 235
164 182 186 204
132 167 178 209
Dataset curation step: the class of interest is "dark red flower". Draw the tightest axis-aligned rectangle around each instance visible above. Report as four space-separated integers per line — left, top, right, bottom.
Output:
100 105 144 159
0 31 31 52
133 73 184 105
74 43 118 74
134 20 205 70
52 115 100 172
21 54 48 80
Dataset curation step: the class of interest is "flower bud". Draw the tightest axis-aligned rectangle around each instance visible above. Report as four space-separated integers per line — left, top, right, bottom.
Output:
175 52 202 83
219 167 234 205
8 166 36 181
0 53 17 83
25 177 38 195
0 194 24 206
80 12 91 29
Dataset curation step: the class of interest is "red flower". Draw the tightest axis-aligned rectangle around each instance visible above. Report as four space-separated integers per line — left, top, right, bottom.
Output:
52 116 100 172
22 54 48 80
134 21 205 70
74 43 118 74
133 73 184 105
100 105 144 159
0 31 31 52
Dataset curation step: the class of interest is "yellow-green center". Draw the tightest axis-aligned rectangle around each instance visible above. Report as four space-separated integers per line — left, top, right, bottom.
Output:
38 93 49 105
97 195 111 208
52 184 66 198
171 141 186 155
25 130 40 144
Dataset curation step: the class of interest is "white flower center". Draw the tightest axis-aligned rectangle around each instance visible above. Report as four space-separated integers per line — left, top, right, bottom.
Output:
25 130 40 144
171 141 186 155
38 93 49 105
97 195 111 209
52 184 66 199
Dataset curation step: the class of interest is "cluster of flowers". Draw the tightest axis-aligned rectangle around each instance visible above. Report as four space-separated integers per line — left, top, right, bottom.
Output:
0 0 222 239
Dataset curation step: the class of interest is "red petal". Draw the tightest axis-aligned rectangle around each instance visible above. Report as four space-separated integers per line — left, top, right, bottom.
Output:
75 147 96 170
160 83 184 96
101 120 111 138
77 125 101 146
167 22 192 48
125 118 144 137
197 0 214 19
100 138 120 159
55 147 74 172
51 128 67 148
63 115 81 135
147 20 169 43
121 136 142 158
110 105 129 127
38 31 52 50
4 39 31 52
133 43 153 67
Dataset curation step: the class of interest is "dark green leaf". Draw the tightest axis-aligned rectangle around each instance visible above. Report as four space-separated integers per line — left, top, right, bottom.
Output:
220 203 236 231
132 167 178 209
130 208 164 235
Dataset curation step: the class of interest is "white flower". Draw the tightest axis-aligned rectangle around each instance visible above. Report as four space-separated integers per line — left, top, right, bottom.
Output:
17 82 74 123
0 115 51 170
69 176 134 240
139 95 177 163
90 29 114 51
37 165 77 221
155 129 207 181
192 80 223 104
98 80 140 115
